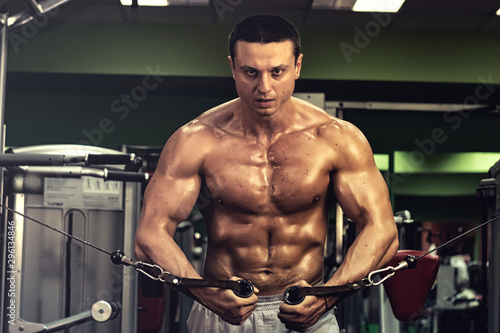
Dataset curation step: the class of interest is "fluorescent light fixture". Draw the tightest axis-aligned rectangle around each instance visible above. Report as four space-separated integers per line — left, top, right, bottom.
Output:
120 0 209 6
496 8 500 15
120 0 168 6
353 0 405 13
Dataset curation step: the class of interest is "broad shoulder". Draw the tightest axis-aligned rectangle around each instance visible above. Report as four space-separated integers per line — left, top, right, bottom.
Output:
317 116 367 144
181 99 239 138
292 99 375 170
292 97 365 143
168 99 238 147
156 100 238 176
319 118 376 171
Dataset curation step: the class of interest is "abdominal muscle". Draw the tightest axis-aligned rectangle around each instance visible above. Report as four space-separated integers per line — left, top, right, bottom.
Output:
201 210 328 295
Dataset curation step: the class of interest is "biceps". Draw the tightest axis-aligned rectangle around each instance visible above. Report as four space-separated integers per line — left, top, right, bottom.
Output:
334 169 391 226
140 174 201 234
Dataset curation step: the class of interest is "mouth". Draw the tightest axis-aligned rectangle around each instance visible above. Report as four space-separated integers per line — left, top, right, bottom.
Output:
255 98 274 108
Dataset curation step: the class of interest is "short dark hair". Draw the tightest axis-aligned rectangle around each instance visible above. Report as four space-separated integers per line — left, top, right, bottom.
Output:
229 14 301 62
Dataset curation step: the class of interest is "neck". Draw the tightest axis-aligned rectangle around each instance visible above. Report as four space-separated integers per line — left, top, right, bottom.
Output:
237 98 296 144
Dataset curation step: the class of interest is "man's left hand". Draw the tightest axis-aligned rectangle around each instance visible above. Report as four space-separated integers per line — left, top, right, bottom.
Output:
278 280 328 332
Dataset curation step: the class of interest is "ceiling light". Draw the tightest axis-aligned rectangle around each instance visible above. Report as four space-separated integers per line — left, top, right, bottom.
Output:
120 0 209 6
120 0 168 6
496 8 500 15
352 0 405 13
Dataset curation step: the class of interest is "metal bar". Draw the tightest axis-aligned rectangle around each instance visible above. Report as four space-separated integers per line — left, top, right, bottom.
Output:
8 166 147 185
9 300 119 333
43 310 92 332
491 214 500 333
482 204 491 333
8 0 73 28
0 13 8 333
0 154 66 166
6 10 35 29
8 311 93 333
489 172 500 333
0 197 6 332
0 12 7 202
22 0 44 16
121 182 139 333
39 0 73 13
325 101 495 112
13 194 26 328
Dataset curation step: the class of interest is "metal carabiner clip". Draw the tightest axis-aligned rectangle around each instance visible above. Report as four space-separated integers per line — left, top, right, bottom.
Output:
366 267 396 286
366 259 410 286
110 250 168 283
135 261 167 283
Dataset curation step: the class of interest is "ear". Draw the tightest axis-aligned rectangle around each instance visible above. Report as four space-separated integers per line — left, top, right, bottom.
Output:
228 56 236 79
294 54 303 80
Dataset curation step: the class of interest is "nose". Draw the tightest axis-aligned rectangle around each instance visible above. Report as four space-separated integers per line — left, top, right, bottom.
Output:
257 73 271 94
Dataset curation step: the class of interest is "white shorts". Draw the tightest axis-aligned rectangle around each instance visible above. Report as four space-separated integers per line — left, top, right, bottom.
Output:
186 294 340 333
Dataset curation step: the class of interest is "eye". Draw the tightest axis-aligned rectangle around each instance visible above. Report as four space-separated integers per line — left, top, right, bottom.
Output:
272 68 284 76
245 70 257 77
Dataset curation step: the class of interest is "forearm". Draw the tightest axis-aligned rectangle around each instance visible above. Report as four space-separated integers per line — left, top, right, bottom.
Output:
135 227 202 280
320 223 397 310
326 223 398 287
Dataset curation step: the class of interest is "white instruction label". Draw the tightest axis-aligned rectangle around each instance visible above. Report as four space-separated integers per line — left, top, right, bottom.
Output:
44 177 123 210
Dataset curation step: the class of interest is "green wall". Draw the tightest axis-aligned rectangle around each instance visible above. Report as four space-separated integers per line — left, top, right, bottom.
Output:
5 91 226 147
7 20 500 84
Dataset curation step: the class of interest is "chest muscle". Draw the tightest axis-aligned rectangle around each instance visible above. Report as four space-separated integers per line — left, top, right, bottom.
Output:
202 133 332 215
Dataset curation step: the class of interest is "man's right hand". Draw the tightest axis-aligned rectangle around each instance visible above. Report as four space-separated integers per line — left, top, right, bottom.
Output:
190 276 259 325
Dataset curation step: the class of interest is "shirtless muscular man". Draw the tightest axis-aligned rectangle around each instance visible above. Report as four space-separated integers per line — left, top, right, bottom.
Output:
135 14 399 333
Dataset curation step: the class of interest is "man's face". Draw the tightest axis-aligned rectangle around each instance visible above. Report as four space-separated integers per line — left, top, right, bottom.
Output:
229 41 303 117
